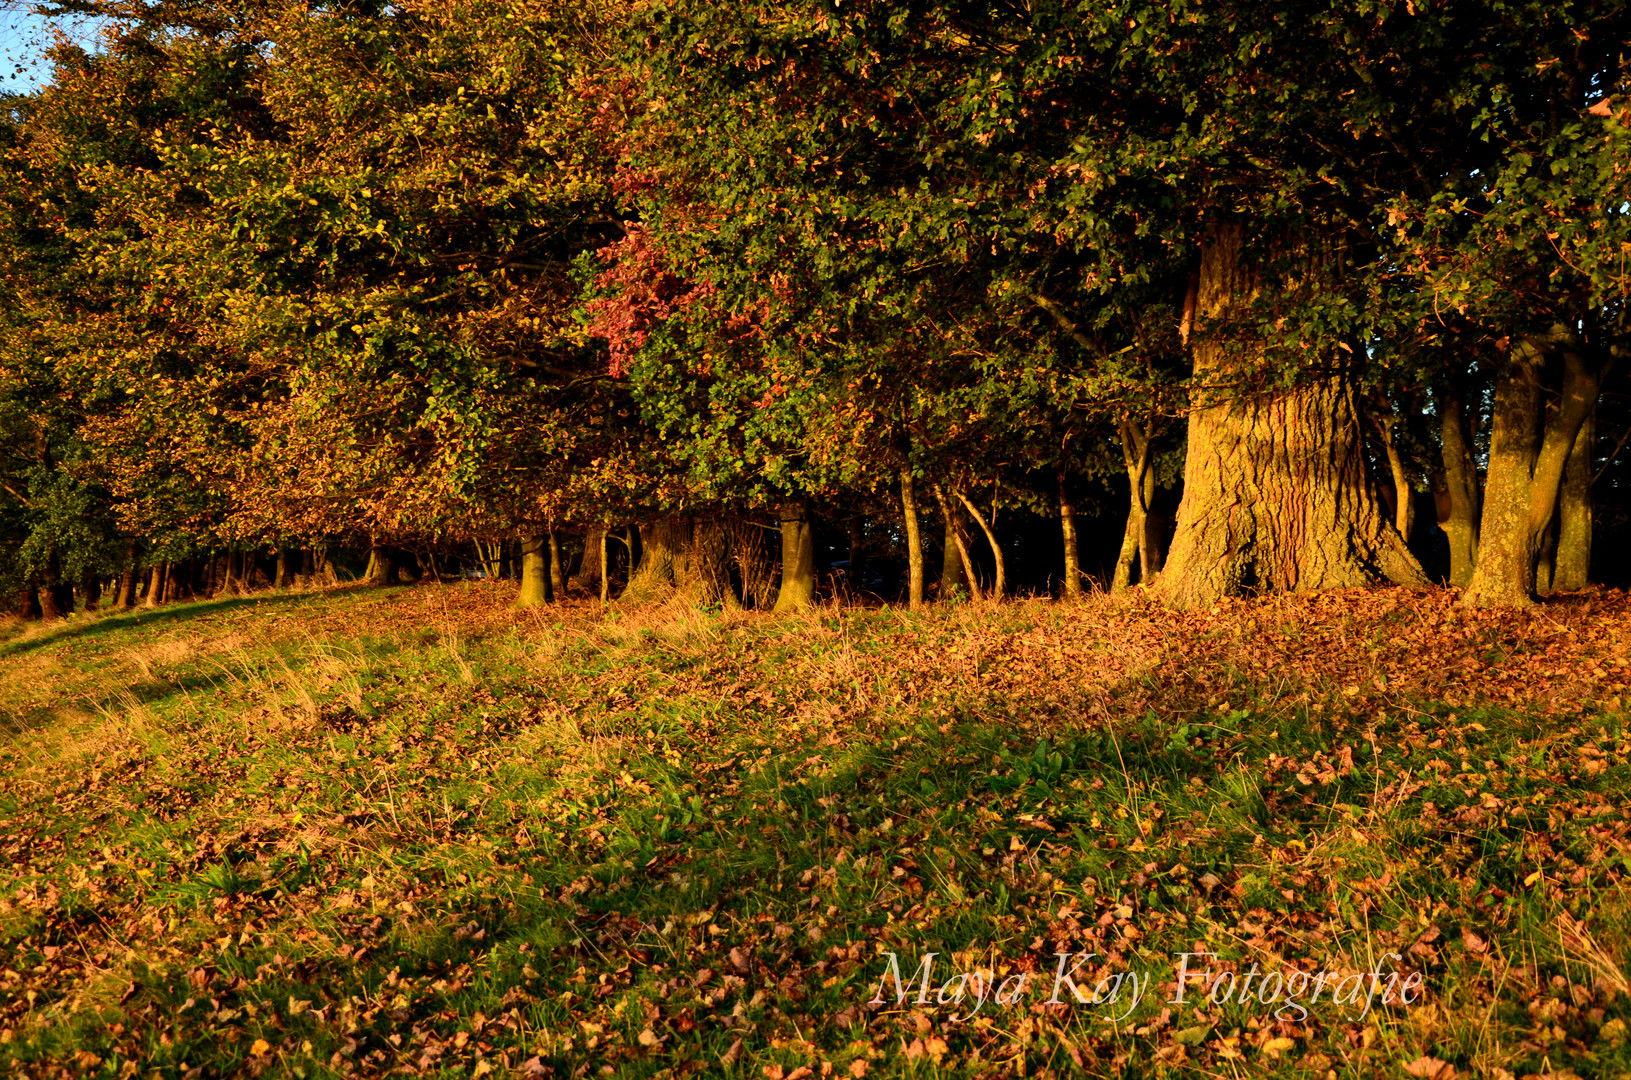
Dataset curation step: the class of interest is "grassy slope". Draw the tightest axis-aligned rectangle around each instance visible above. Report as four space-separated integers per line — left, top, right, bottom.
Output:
2 582 1631 1080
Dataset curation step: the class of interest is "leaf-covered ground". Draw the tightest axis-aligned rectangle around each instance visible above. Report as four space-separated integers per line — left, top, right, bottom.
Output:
2 583 1630 1079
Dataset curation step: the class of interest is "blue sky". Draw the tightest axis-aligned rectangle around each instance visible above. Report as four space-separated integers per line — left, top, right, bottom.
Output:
0 4 110 93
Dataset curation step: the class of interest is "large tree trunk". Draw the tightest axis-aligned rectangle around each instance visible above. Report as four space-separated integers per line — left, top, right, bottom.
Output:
1150 224 1425 609
933 485 982 603
900 470 924 610
773 505 816 613
273 549 292 590
1552 404 1594 590
955 489 1007 600
1464 334 1602 607
78 568 102 612
17 581 41 620
517 535 550 607
624 519 681 603
141 563 166 610
366 541 400 587
1437 384 1481 588
1058 465 1082 600
114 540 139 609
572 528 604 594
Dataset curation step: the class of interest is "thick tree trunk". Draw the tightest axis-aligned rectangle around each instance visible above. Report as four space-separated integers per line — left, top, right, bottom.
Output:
141 563 165 610
572 528 603 593
624 519 682 603
773 506 816 613
1552 405 1594 590
299 547 315 580
1150 224 1425 609
79 569 101 612
933 485 982 603
1058 465 1082 600
366 541 399 587
954 489 1006 600
273 549 291 590
17 582 41 620
517 535 550 607
900 470 924 610
1464 335 1601 607
548 531 566 599
1437 385 1481 587
115 540 139 609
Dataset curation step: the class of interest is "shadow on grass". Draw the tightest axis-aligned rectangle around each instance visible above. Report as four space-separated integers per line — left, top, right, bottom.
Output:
0 589 362 660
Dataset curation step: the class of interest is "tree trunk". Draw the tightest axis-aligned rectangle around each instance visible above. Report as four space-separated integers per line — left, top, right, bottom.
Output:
549 531 566 599
1437 384 1481 588
17 582 41 620
1464 334 1602 607
299 547 315 581
517 535 550 607
624 519 682 603
1150 224 1425 609
847 517 866 596
141 563 165 610
1378 414 1416 545
273 548 291 589
954 489 1006 600
1112 417 1153 593
1552 404 1594 590
78 568 101 611
933 485 982 603
1058 465 1082 600
900 470 924 610
573 528 603 593
773 506 816 613
940 506 967 596
599 529 611 605
366 541 398 587
115 540 139 609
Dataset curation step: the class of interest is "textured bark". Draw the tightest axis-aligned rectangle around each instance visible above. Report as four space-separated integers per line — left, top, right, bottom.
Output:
1378 415 1415 545
773 507 816 613
142 564 164 609
1150 224 1425 609
955 489 1006 600
599 529 611 605
677 518 740 608
366 542 399 587
17 583 41 620
572 528 604 593
940 514 966 595
900 470 924 610
933 485 982 603
273 549 292 590
517 535 550 607
1058 466 1082 599
1437 386 1481 588
1464 336 1601 607
1553 405 1594 590
623 519 682 603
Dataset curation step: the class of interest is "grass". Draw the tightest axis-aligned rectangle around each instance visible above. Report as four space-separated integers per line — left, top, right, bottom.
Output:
2 581 1630 1079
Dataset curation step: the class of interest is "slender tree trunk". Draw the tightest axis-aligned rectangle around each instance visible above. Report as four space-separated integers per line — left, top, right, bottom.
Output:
1112 417 1153 593
847 517 866 596
141 563 165 610
517 536 550 607
1438 384 1481 588
548 531 566 599
1058 465 1082 600
599 528 611 606
299 547 315 582
955 489 1007 600
115 540 139 609
1553 404 1594 590
773 505 816 613
1464 334 1602 607
273 549 291 590
900 470 924 610
933 485 982 603
1150 224 1425 609
1378 415 1416 545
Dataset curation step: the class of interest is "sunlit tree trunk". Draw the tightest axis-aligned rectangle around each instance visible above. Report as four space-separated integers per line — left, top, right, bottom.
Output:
933 485 981 603
1058 465 1082 600
517 535 550 607
114 540 139 609
142 563 166 610
599 529 611 605
1151 224 1424 609
1437 384 1481 588
273 549 292 590
1552 405 1594 590
1112 417 1153 593
1377 412 1415 545
1464 334 1601 607
773 505 816 613
366 541 398 586
900 470 924 610
955 489 1006 600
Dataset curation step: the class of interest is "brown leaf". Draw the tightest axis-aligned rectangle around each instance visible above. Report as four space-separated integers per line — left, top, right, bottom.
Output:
1404 1056 1457 1080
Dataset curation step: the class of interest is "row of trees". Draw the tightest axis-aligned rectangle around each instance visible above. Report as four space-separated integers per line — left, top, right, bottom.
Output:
1 0 1627 617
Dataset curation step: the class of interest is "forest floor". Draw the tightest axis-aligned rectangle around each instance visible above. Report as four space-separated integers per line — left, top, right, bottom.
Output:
2 583 1631 1080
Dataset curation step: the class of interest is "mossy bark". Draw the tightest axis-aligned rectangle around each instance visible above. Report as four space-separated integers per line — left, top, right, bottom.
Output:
1463 335 1601 608
1150 224 1425 609
900 470 924 610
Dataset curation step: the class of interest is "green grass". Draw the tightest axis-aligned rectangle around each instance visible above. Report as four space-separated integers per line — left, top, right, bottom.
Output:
2 583 1630 1078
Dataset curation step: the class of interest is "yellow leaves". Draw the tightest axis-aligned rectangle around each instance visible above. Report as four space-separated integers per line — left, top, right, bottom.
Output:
1261 1036 1296 1057
1403 1056 1457 1080
249 1038 271 1057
